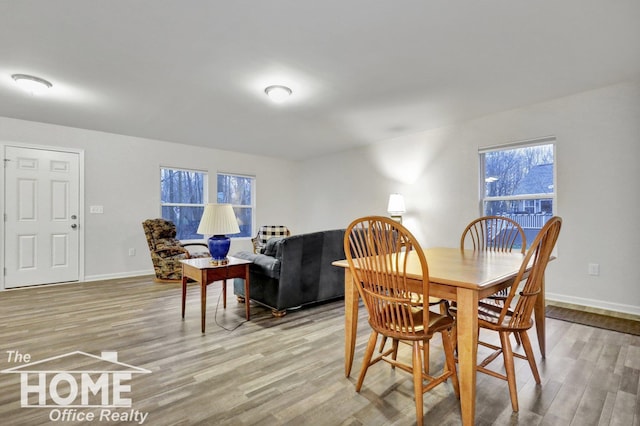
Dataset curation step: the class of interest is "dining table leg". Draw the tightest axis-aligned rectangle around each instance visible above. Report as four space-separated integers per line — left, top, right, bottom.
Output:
456 287 479 426
344 269 359 377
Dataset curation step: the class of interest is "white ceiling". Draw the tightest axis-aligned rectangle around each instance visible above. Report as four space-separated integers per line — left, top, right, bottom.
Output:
1 1 639 160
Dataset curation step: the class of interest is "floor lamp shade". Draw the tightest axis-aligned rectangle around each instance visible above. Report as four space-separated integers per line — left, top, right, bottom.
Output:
197 204 241 263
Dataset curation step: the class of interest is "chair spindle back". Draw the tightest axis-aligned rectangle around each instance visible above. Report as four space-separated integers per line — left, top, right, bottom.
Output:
499 216 562 329
461 215 526 254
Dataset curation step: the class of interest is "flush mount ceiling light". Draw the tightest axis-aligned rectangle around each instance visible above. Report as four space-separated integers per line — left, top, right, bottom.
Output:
264 85 292 103
11 73 52 95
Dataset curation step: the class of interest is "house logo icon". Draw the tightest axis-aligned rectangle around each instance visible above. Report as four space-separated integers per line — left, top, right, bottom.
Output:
1 350 151 423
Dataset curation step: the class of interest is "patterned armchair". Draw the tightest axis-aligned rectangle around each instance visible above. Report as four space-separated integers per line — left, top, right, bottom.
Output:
251 225 291 253
142 218 209 282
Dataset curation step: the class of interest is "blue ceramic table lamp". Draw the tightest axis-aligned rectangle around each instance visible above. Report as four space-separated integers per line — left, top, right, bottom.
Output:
196 203 241 265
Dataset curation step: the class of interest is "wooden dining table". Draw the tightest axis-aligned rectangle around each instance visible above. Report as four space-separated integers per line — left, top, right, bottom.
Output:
333 247 547 426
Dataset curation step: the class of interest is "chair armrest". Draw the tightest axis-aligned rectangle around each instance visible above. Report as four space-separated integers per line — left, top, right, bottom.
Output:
182 242 209 258
251 237 261 253
182 242 208 249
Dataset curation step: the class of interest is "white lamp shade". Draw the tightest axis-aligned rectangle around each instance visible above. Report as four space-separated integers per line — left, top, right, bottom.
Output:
196 204 241 236
387 193 406 215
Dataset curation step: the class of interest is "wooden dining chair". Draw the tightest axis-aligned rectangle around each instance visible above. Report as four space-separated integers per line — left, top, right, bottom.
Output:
461 215 526 300
451 216 562 412
344 216 460 424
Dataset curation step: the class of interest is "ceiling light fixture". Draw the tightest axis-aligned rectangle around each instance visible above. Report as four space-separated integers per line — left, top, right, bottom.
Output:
11 73 53 95
264 85 292 103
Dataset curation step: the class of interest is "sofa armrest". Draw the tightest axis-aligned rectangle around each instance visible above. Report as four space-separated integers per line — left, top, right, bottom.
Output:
233 251 281 279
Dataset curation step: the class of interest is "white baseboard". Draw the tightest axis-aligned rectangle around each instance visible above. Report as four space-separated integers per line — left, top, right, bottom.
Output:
2 270 155 291
546 292 640 317
83 269 154 282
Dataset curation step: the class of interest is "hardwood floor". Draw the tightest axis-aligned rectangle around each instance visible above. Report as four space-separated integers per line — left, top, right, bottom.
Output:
0 276 638 425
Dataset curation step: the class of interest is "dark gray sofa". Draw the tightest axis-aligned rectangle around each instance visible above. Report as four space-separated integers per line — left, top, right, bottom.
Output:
232 229 346 316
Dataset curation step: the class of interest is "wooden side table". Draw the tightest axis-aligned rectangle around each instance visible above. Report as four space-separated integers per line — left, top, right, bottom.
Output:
180 256 252 333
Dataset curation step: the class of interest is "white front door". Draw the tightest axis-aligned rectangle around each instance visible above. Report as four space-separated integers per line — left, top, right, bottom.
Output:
4 146 80 288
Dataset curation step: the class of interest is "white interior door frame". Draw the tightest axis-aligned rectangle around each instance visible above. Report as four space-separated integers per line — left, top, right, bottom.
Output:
1 141 85 290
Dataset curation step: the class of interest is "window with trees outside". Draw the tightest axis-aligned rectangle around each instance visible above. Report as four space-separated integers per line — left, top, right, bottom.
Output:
480 138 555 249
217 173 254 238
160 167 207 240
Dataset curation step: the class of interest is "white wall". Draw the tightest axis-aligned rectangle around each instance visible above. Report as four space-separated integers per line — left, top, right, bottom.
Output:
0 118 299 282
2 79 639 315
297 78 640 316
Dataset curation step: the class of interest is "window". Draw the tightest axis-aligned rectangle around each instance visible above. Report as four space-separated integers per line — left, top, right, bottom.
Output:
480 138 555 249
217 173 255 238
160 167 207 240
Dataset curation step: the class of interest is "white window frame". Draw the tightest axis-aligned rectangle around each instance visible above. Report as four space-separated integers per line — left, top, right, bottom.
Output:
160 166 208 240
216 172 256 239
479 137 557 247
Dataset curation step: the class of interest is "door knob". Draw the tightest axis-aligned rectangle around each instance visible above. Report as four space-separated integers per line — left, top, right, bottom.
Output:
71 224 78 229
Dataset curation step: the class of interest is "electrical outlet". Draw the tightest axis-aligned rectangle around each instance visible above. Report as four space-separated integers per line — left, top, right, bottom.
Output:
128 248 136 256
588 263 600 276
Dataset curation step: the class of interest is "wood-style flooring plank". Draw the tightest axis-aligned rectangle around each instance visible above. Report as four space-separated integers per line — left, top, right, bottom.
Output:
0 276 638 425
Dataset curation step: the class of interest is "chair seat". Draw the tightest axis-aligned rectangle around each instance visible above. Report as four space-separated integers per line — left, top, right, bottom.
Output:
450 298 535 332
381 307 454 337
411 293 448 306
478 299 532 331
188 252 211 259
